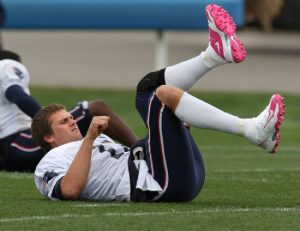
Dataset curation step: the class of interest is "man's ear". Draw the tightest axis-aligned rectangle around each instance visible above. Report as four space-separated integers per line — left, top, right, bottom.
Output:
43 134 54 144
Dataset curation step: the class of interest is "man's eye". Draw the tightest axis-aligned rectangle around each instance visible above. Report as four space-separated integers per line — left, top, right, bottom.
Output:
60 119 68 124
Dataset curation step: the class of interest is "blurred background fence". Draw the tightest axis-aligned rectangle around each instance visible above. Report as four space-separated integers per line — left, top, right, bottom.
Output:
0 0 299 93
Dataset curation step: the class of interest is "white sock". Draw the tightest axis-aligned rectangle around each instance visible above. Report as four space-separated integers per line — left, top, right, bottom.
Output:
204 45 228 67
175 92 248 136
165 52 213 91
164 45 228 91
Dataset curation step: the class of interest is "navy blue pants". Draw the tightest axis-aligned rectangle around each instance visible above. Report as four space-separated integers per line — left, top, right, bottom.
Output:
135 70 205 202
0 101 91 172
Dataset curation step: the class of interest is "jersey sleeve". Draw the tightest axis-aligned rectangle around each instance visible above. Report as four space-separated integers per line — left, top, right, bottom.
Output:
0 62 30 97
34 151 67 201
5 85 41 118
34 169 65 201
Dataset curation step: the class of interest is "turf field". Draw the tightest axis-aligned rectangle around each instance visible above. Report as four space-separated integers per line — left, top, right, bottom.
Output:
0 88 299 231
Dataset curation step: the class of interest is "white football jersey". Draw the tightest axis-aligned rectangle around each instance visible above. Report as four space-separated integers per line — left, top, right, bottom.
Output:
35 134 163 202
0 59 32 139
35 134 132 201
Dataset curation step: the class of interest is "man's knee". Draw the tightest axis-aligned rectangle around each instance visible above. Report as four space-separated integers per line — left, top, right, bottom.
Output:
136 69 166 92
155 85 184 112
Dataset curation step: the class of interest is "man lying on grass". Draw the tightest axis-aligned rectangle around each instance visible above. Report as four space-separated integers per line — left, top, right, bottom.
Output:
31 4 285 202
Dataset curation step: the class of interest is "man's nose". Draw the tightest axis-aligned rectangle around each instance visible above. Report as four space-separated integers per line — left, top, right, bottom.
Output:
69 118 76 126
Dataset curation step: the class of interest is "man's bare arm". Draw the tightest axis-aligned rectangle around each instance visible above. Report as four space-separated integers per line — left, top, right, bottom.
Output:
60 116 110 200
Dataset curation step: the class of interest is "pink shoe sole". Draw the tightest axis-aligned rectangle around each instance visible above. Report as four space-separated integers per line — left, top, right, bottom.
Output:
270 94 285 153
206 4 247 63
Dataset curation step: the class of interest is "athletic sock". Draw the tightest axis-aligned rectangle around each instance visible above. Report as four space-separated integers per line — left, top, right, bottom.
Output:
164 52 213 91
204 45 228 67
175 92 248 136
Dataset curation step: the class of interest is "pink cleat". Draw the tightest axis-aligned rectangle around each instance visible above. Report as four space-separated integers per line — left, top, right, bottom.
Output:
245 94 285 154
205 4 247 63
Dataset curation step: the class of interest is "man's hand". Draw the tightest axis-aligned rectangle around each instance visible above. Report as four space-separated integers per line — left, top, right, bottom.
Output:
86 116 110 140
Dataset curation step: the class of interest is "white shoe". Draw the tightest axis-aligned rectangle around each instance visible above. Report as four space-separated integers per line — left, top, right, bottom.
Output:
245 94 285 153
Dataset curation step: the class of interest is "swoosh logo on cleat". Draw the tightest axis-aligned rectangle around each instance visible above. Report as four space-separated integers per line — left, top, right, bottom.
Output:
264 109 275 128
215 41 221 55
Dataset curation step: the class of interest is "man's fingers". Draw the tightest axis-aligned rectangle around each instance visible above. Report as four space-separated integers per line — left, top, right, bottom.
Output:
93 116 110 132
86 116 111 140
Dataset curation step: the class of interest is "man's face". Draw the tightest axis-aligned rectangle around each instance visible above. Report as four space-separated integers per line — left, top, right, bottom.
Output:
44 109 83 149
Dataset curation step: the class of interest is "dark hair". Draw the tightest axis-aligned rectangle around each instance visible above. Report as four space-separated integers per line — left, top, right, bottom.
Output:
31 104 66 152
0 50 21 62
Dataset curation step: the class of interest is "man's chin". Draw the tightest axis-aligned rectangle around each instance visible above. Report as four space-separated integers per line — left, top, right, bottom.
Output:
72 130 83 139
74 134 83 140
69 134 83 142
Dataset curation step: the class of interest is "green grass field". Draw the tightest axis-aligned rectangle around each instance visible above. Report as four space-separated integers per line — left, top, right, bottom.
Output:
0 88 299 231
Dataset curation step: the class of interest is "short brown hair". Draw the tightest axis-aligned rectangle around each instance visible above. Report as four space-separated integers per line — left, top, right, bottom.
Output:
31 104 66 152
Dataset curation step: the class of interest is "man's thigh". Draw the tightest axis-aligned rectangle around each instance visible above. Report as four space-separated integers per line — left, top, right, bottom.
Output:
136 92 205 202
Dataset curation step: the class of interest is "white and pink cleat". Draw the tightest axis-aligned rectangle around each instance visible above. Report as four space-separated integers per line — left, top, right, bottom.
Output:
245 94 285 154
205 4 247 63
205 5 284 153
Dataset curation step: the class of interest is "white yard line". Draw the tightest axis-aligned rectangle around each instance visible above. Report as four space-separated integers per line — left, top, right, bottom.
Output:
2 173 33 179
104 207 300 217
75 203 129 208
210 168 300 173
201 145 300 152
0 214 94 223
1 207 298 223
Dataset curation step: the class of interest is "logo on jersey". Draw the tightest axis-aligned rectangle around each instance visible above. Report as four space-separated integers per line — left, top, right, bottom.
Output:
13 67 25 79
42 171 59 192
43 171 59 183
